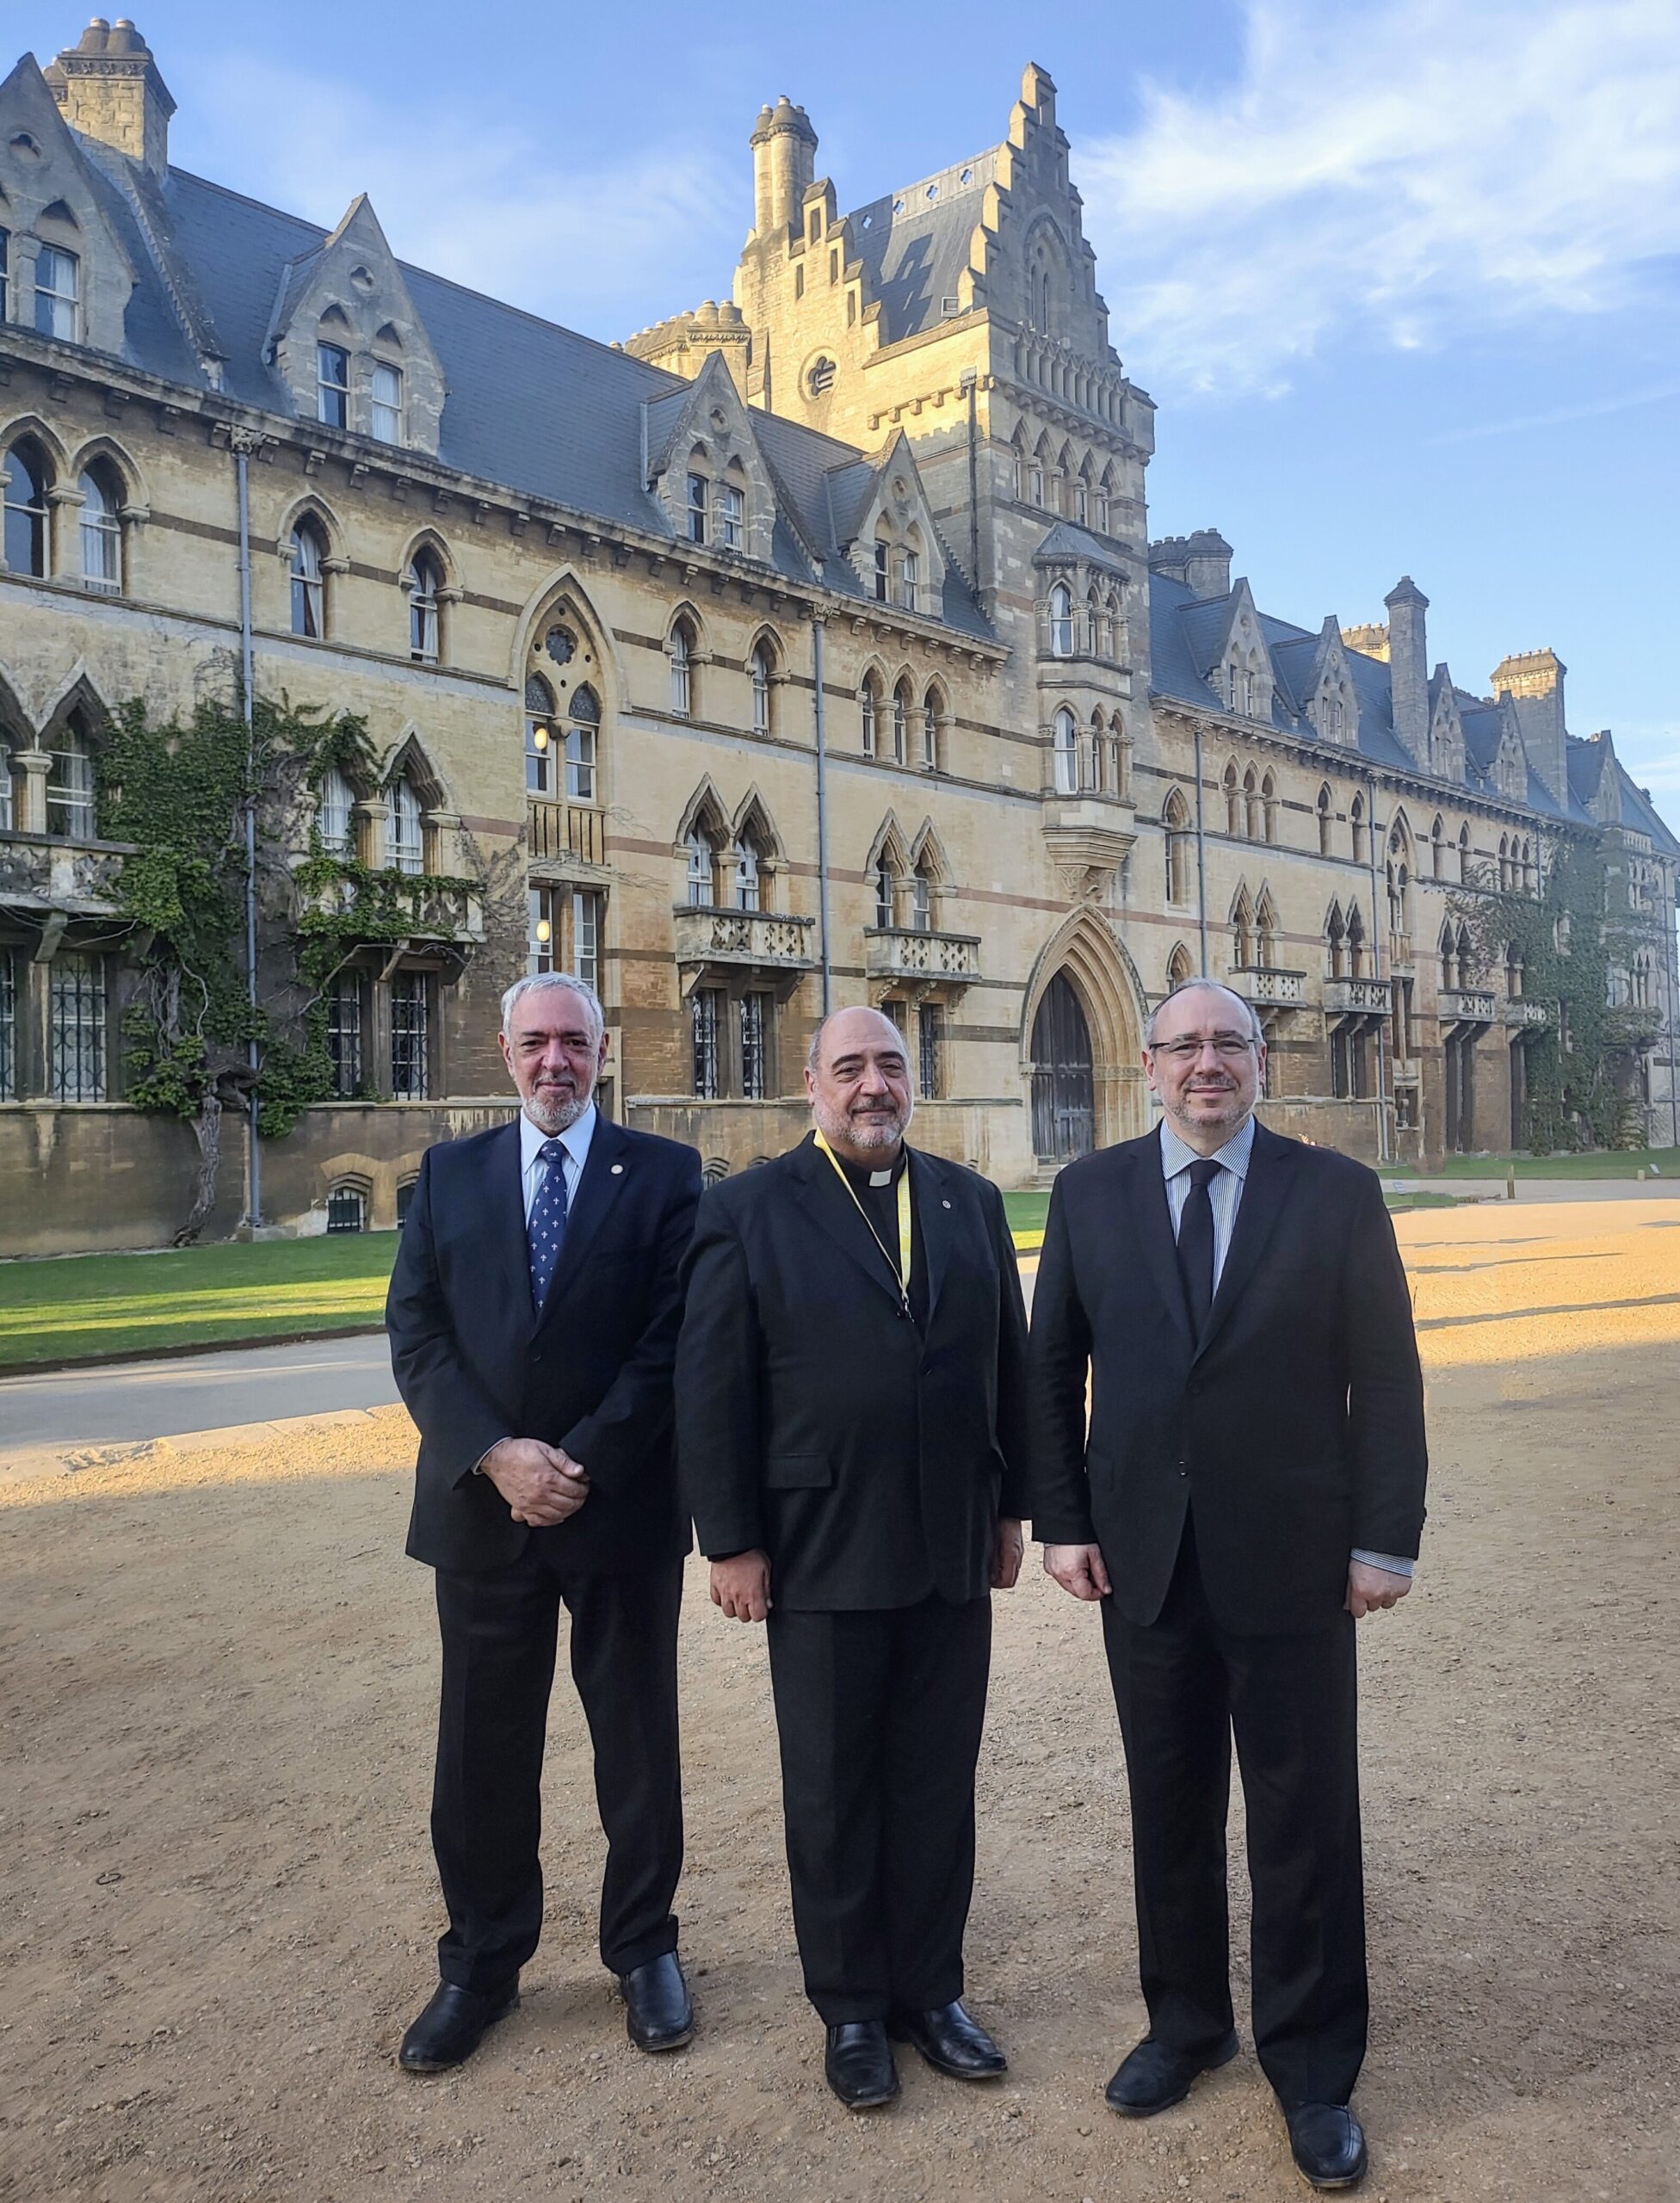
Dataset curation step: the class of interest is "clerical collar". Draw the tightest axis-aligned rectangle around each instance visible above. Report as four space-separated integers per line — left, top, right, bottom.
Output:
836 1144 907 1191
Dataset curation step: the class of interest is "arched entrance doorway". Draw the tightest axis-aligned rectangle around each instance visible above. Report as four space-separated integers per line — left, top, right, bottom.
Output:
1031 973 1096 1162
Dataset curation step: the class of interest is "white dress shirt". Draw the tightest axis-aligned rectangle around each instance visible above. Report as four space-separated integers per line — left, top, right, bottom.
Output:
519 1101 597 1222
1158 1113 1414 1582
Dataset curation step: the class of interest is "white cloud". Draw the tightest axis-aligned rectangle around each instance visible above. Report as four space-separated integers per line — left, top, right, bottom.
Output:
1077 0 1680 398
179 58 741 336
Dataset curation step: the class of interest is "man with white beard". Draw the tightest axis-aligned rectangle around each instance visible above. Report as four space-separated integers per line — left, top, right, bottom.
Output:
676 1006 1032 2109
386 972 701 2073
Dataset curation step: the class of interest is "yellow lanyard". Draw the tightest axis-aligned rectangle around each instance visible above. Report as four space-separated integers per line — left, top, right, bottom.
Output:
812 1129 913 1312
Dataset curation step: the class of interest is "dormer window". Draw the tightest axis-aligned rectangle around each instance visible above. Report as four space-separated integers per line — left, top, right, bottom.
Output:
34 245 78 342
317 342 350 429
687 474 707 545
0 230 9 321
719 479 744 550
898 548 919 612
874 540 890 603
372 361 404 444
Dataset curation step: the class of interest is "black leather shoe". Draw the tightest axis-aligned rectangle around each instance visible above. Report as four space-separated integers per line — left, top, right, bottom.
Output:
824 2021 900 2109
617 1951 694 2052
1104 2030 1238 2116
888 1999 1008 2080
398 1979 518 2072
1286 2103 1368 2190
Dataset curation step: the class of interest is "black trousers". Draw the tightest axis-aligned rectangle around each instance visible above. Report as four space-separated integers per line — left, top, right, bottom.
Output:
1101 1520 1367 2111
765 1595 991 2026
430 1542 684 1993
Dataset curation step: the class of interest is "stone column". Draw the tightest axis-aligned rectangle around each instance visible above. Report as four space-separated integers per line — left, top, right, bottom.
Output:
15 746 53 835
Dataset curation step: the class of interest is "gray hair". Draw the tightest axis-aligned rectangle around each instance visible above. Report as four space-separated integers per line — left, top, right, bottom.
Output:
805 1004 908 1074
500 971 606 1044
1144 978 1263 1050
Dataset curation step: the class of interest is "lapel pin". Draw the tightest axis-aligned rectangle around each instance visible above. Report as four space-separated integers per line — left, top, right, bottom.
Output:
942 1198 952 1209
610 1163 624 1175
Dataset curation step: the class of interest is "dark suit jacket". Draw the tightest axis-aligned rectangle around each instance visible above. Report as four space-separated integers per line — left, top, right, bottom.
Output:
387 1112 702 1576
1028 1120 1427 1636
676 1136 1032 1612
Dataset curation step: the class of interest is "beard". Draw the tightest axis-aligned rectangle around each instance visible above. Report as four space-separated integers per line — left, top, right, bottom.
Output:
523 1078 592 1136
812 1091 913 1152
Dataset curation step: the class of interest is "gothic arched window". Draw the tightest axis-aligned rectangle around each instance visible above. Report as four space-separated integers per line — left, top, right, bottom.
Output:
3 438 51 577
290 517 327 639
565 684 600 804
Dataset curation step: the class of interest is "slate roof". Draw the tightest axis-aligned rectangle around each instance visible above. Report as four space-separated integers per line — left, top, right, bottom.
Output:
1148 571 1623 821
1032 521 1130 576
844 151 997 345
51 150 991 636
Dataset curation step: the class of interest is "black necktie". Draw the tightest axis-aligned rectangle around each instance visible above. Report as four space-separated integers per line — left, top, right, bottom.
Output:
1176 1157 1220 1342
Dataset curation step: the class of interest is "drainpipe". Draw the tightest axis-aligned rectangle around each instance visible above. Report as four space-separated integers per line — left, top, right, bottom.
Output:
1193 721 1209 977
812 614 833 1015
232 426 264 1230
960 370 980 602
1367 774 1391 1164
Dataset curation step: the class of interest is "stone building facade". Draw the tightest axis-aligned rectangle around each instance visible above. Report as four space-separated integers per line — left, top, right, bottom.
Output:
1 23 1676 1253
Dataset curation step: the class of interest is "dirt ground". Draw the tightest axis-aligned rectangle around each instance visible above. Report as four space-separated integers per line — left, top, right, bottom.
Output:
3 1197 1677 2203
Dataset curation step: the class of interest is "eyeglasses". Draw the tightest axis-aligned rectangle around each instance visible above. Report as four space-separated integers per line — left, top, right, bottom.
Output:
1151 1034 1257 1062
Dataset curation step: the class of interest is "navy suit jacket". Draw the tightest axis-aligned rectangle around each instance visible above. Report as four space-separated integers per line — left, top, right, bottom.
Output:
387 1112 701 1576
1028 1120 1427 1635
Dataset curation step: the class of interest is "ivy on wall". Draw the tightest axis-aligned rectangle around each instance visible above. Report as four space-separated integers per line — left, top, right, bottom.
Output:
1453 836 1657 1153
96 692 480 1242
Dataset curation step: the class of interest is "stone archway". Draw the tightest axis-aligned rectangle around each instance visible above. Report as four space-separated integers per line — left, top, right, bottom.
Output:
1021 910 1148 1158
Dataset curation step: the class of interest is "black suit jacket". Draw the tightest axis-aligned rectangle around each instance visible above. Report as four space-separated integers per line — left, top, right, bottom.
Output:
676 1136 1032 1612
1028 1120 1427 1636
387 1113 702 1576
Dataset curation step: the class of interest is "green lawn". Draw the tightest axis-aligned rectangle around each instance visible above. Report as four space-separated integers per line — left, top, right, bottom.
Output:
0 1157 1597 1370
0 1234 398 1371
1420 1149 1679 1182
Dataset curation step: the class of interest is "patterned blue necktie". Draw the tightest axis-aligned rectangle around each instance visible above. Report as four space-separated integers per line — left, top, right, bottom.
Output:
527 1138 571 1311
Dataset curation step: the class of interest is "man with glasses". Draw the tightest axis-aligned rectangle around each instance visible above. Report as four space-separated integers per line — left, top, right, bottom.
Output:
1029 978 1426 2192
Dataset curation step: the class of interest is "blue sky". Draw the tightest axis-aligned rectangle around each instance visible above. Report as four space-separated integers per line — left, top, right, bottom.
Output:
24 0 1679 815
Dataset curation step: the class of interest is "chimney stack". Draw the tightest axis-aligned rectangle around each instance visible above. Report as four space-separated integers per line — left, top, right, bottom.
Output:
45 18 175 176
1491 648 1567 805
1148 528 1232 601
1383 576 1430 767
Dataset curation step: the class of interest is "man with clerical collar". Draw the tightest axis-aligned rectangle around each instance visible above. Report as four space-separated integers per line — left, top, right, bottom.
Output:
676 1004 1031 2108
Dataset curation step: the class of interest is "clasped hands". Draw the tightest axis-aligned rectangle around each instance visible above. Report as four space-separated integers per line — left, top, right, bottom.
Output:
710 1517 1027 1625
479 1436 590 1526
1044 1542 1413 1618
